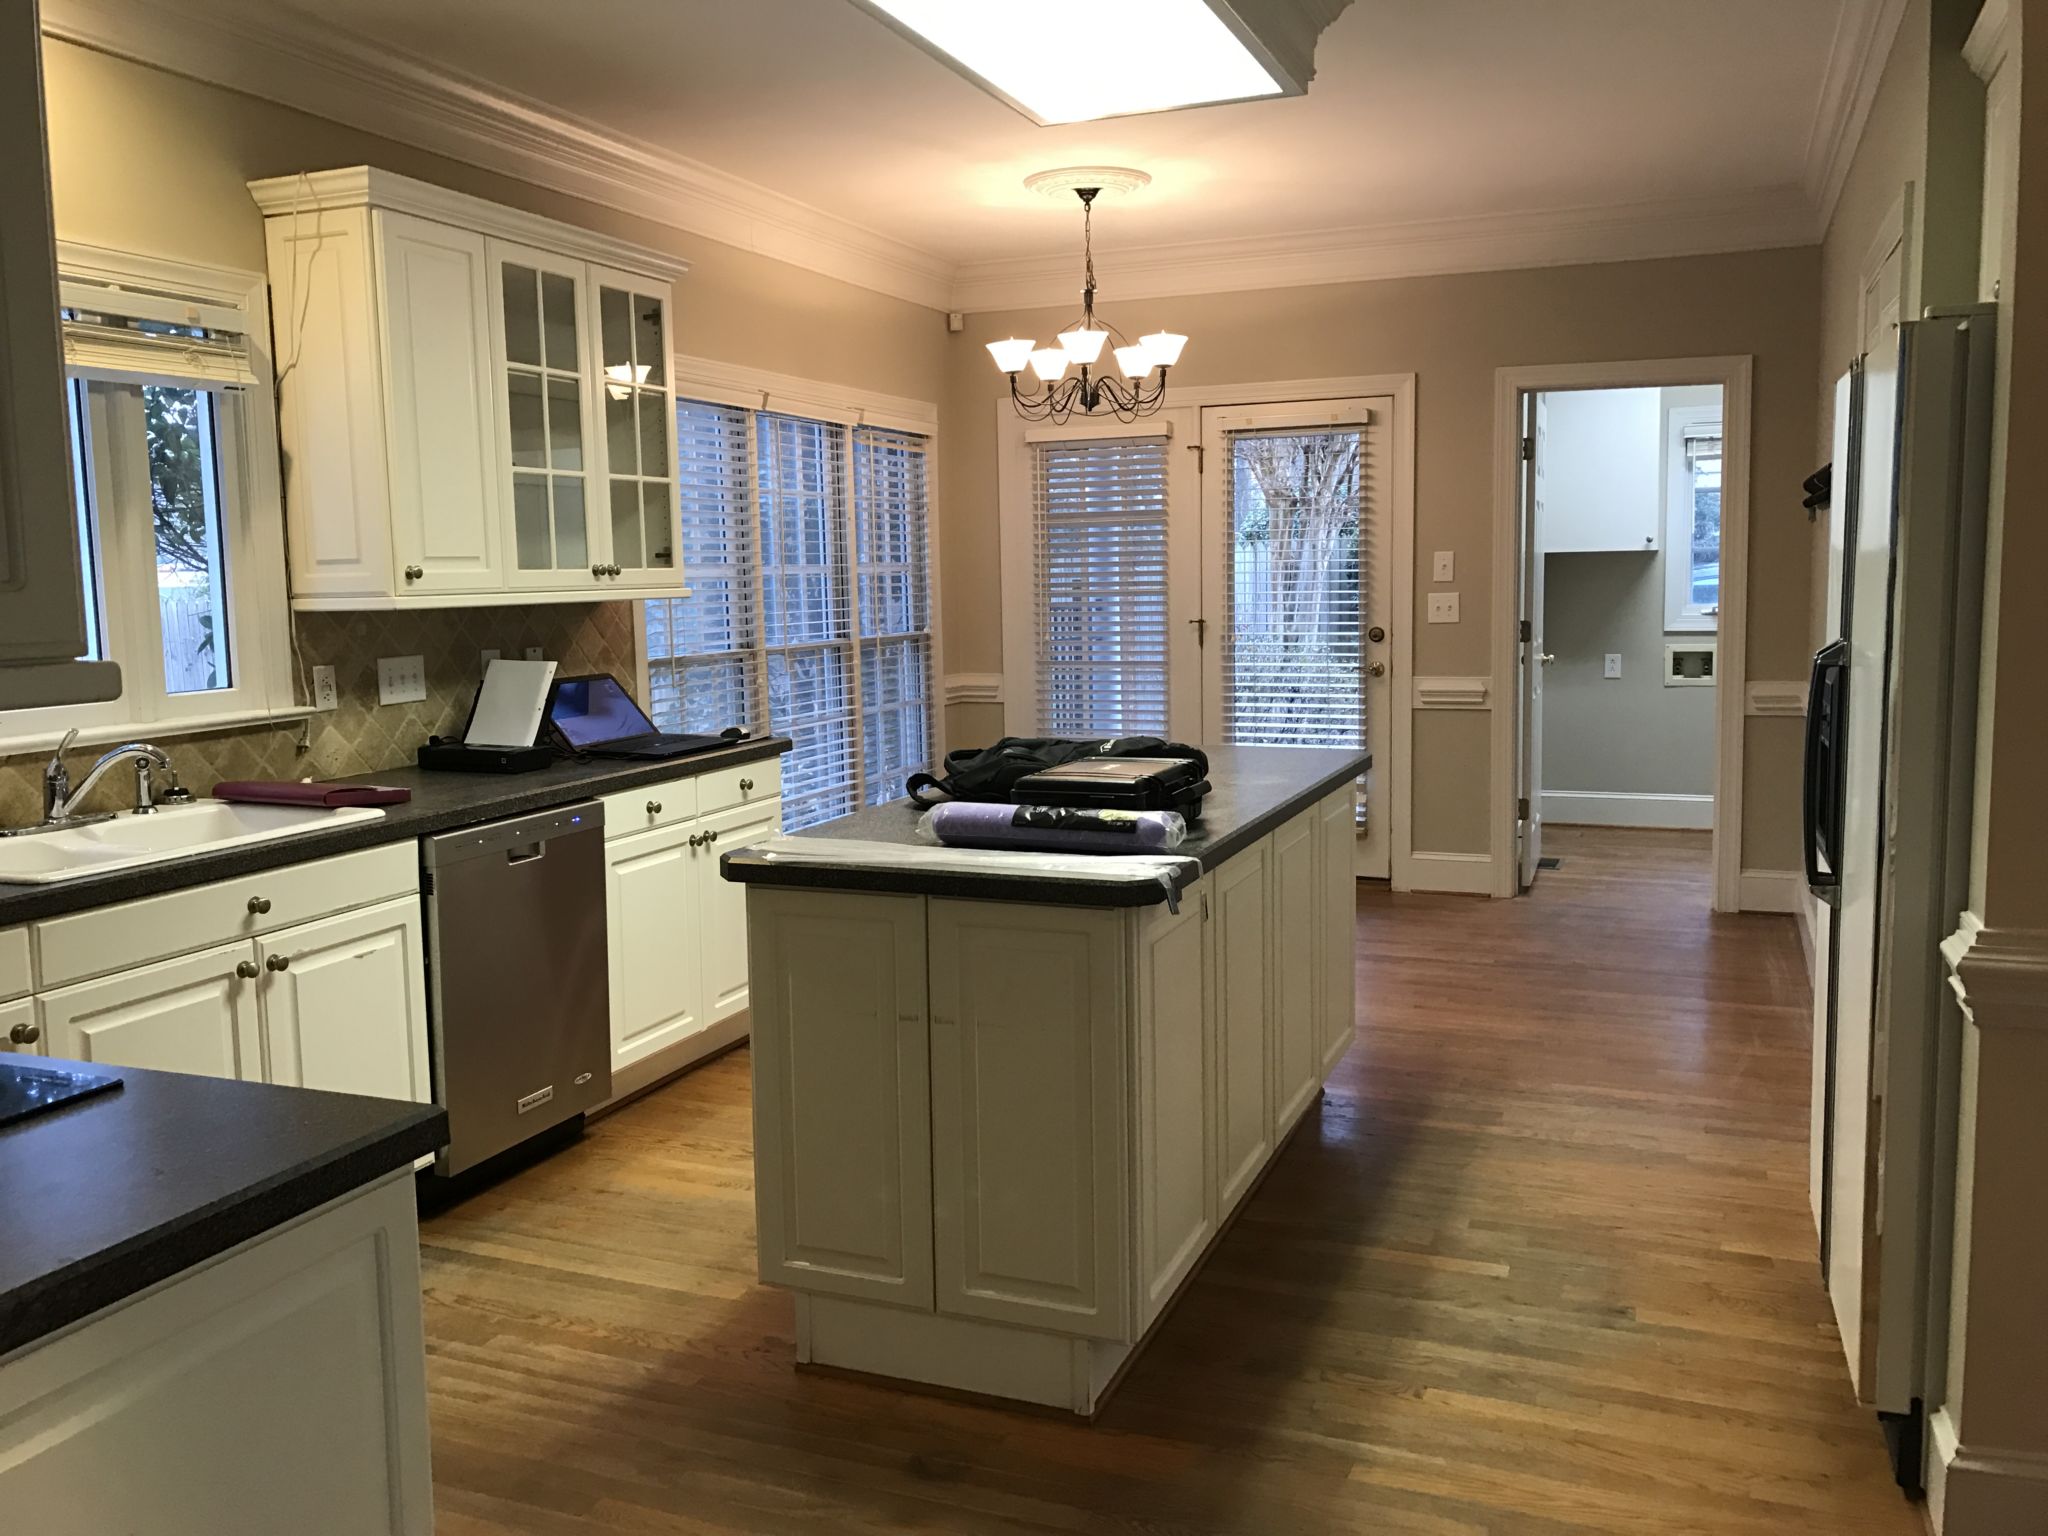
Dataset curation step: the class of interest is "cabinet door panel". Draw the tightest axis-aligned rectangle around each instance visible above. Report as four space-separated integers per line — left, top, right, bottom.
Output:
256 897 429 1103
929 901 1129 1341
605 822 705 1071
1135 893 1211 1328
1214 838 1272 1214
750 889 931 1307
376 212 500 594
587 266 681 592
697 798 779 1027
1271 812 1320 1131
39 944 258 1080
1319 787 1358 1072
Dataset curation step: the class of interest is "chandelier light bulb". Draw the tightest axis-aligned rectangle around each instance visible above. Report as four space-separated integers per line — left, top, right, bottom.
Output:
1058 327 1110 365
986 337 1037 373
1028 347 1071 382
1113 344 1153 378
1139 331 1188 368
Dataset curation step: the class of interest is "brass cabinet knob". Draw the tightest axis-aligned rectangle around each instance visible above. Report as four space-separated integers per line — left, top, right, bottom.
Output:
592 564 605 579
705 828 719 844
266 953 291 972
738 777 754 793
687 832 705 848
646 800 662 815
9 1021 39 1046
235 959 260 979
404 565 423 582
247 895 272 915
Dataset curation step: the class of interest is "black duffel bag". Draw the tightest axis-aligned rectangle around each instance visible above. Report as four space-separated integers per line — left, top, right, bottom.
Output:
907 737 1209 807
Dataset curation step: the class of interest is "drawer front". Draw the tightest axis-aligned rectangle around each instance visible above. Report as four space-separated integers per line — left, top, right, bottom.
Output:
35 842 417 989
696 758 781 816
600 774 699 839
0 926 29 1002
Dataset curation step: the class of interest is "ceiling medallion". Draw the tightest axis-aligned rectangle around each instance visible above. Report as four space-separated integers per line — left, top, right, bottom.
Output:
986 174 1186 424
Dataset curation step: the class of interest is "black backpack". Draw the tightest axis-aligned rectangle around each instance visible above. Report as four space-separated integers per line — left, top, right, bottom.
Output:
907 737 1209 807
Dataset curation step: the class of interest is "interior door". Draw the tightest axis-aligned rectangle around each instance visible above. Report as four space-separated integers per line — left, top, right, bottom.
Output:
1517 393 1548 890
1198 399 1391 878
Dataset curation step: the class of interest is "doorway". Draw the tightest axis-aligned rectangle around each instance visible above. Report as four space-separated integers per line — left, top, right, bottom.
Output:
1492 358 1753 909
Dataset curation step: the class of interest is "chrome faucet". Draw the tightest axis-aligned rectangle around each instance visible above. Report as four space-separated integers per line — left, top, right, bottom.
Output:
35 729 193 827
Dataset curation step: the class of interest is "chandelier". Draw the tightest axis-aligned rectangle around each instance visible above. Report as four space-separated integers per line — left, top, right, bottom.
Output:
986 179 1186 424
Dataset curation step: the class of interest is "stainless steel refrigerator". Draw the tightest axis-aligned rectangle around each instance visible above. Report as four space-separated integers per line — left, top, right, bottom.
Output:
1805 306 1995 1493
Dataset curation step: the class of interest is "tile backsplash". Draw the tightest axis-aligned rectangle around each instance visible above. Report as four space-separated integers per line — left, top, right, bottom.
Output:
0 602 638 827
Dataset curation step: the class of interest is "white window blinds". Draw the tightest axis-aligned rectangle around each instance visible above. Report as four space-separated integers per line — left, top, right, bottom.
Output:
1217 426 1367 751
59 281 257 389
643 400 936 831
1032 435 1170 736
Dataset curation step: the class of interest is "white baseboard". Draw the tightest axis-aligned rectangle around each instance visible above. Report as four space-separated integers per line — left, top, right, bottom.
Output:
1542 790 1714 829
1408 851 1495 895
1927 1405 2048 1535
1738 868 1807 914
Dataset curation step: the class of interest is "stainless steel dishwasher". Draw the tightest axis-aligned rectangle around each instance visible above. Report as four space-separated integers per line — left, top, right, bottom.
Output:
422 801 610 1175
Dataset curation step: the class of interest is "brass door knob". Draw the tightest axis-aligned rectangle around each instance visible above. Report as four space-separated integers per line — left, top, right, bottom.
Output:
266 953 291 972
1540 653 1557 666
9 1021 39 1046
247 895 272 915
1367 661 1386 677
235 959 260 979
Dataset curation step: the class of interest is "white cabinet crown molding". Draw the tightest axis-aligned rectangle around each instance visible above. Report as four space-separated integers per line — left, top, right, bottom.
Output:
247 166 688 283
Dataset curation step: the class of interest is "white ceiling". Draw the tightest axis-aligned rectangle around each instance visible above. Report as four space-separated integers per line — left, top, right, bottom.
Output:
46 0 1903 310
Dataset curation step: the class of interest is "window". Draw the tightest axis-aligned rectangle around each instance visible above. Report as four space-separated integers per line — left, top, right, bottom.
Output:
642 397 935 831
0 253 293 747
1031 435 1170 735
1665 406 1722 632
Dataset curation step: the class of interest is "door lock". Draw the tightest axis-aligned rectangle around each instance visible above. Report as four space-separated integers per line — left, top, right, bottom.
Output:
1368 625 1386 643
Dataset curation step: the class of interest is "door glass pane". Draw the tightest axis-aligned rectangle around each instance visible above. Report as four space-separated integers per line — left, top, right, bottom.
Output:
1691 454 1721 608
66 382 103 662
610 482 642 568
513 474 551 568
605 389 637 475
546 378 582 470
599 287 631 373
507 373 544 467
500 265 541 366
541 271 578 371
554 479 587 568
637 391 667 477
1220 427 1364 748
643 482 673 567
634 294 665 385
144 386 231 694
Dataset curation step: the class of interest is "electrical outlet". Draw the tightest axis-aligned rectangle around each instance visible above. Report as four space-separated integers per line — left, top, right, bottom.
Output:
310 665 337 712
1432 550 1455 582
377 654 426 706
523 646 544 662
1426 592 1460 624
480 648 501 678
1604 652 1623 679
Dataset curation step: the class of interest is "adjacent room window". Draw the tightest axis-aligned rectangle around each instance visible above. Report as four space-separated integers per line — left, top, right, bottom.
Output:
1666 408 1722 632
1031 435 1170 736
642 399 935 831
0 263 292 746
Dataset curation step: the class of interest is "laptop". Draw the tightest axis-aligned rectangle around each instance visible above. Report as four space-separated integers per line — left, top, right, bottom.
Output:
544 673 741 760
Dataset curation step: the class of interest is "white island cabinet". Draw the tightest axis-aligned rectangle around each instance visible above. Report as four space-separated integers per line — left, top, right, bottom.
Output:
737 749 1364 1415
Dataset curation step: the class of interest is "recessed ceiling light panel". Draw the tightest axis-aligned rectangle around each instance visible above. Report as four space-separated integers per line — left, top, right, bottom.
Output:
853 0 1351 125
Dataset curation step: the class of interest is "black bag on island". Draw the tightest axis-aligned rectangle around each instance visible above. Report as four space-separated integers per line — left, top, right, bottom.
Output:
906 737 1210 816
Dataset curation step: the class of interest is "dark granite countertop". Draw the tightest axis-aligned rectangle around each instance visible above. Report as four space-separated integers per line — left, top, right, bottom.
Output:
0 1059 446 1357
720 744 1368 907
0 737 790 927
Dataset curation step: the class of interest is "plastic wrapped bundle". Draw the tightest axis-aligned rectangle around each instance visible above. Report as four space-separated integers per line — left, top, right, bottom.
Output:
921 801 1187 855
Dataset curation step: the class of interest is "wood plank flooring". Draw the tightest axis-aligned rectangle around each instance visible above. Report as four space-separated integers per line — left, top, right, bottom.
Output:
419 825 1921 1534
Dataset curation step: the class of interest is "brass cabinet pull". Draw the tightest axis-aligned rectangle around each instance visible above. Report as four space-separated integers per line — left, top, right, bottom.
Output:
592 564 605 579
235 959 260 980
403 565 423 582
647 799 662 815
738 777 754 793
9 1021 39 1046
266 953 291 972
705 828 719 844
247 895 272 915
687 832 705 848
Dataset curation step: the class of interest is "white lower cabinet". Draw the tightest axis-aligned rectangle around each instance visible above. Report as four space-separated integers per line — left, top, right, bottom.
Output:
1134 888 1212 1327
255 897 430 1102
1319 785 1360 1069
1271 813 1321 1132
698 797 778 1026
1213 836 1274 1214
606 820 706 1069
40 944 262 1080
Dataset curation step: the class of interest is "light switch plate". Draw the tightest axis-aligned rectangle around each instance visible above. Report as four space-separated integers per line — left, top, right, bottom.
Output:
1604 652 1623 679
1426 592 1460 624
309 665 337 712
1432 550 1455 582
377 654 427 706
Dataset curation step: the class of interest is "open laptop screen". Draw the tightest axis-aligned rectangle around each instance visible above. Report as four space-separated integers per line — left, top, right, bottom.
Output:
547 674 657 749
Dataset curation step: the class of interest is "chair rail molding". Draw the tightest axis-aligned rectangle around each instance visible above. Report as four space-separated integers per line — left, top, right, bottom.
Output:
942 674 1003 708
1941 913 2048 1029
1744 680 1807 716
1412 676 1489 710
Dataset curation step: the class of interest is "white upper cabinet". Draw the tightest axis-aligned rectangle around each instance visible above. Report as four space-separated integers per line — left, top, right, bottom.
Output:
249 168 687 609
1540 387 1662 554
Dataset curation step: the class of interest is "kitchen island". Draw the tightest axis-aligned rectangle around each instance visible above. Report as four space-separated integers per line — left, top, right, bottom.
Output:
0 1060 445 1533
721 744 1366 1414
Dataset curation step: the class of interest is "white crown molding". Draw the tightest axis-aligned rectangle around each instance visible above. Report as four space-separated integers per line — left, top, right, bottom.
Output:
1412 676 1490 710
942 674 1004 707
1805 0 1911 234
949 187 1819 312
1745 680 1808 716
1964 0 2014 82
40 0 955 310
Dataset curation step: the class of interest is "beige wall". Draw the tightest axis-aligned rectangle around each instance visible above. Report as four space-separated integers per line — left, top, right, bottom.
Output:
941 249 1820 863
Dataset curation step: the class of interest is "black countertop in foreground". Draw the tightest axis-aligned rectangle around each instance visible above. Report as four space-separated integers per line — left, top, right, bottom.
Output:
0 737 791 927
0 1060 446 1357
721 744 1369 907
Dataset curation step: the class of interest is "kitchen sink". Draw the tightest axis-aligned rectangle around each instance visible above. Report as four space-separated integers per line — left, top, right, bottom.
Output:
0 800 386 884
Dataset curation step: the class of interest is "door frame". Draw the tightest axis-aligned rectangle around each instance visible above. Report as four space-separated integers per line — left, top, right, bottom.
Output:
1489 356 1754 910
995 372 1417 886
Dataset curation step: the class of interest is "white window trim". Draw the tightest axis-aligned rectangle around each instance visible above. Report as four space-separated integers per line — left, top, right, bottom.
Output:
0 244 297 750
1664 402 1722 634
638 357 945 770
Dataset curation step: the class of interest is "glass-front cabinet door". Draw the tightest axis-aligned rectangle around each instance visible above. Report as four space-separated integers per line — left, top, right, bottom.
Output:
591 266 682 588
487 238 601 591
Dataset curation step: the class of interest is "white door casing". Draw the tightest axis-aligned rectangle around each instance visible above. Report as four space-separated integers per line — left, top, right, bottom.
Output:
1518 392 1547 890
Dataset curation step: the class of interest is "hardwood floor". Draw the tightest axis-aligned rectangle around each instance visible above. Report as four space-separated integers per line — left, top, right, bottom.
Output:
419 825 1920 1534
